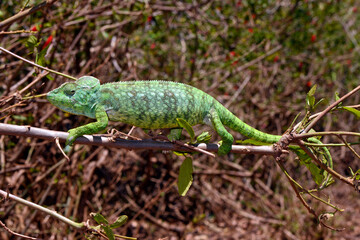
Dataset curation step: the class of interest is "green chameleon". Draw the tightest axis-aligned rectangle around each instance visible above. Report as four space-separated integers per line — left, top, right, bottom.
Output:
47 76 332 167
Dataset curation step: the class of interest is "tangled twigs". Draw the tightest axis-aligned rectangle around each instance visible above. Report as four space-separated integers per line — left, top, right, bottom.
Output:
295 138 354 187
304 84 360 133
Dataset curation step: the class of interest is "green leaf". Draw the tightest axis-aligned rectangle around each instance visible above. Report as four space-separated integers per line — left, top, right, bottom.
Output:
349 167 360 180
334 92 341 101
36 47 48 66
178 157 193 196
292 147 325 185
46 74 54 81
308 84 317 96
176 118 195 142
306 84 317 110
192 213 206 224
109 215 128 229
196 131 211 143
25 35 39 49
90 212 109 225
101 225 115 240
306 95 315 110
342 107 360 119
313 98 326 110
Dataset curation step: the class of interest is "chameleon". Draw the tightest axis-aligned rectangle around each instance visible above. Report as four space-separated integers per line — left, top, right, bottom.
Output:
46 76 332 169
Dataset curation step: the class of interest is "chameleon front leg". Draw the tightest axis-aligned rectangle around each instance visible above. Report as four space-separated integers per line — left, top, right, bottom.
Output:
66 105 109 146
209 108 234 156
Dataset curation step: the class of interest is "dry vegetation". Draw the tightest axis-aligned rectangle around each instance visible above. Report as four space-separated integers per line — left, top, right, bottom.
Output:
1 0 360 239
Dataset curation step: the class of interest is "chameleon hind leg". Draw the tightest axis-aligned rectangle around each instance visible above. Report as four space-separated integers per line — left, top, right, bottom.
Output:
208 108 234 156
167 128 183 141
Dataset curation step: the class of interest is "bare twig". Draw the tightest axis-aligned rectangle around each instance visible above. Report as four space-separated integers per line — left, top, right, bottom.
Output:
0 47 77 81
0 0 58 29
0 189 84 228
0 220 37 240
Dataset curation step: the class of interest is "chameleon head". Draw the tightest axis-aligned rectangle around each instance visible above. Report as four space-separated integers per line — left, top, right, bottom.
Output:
47 76 101 118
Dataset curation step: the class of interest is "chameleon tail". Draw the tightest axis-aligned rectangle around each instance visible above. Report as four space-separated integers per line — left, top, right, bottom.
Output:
217 103 282 143
217 103 333 169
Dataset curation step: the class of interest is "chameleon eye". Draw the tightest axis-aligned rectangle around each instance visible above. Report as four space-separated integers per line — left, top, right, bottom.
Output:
62 83 77 97
64 89 76 97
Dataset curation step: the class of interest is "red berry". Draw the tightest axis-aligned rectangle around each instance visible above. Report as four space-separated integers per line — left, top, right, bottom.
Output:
42 35 53 49
229 51 236 57
248 28 253 33
306 81 312 87
273 55 279 62
311 34 316 42
150 43 156 49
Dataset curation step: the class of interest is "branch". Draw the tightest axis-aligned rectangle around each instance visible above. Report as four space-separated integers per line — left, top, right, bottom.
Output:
0 123 287 155
0 189 84 229
304 84 360 133
0 47 77 81
0 0 58 29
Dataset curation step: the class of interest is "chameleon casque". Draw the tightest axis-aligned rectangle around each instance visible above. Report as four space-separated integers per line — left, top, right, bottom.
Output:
47 76 332 166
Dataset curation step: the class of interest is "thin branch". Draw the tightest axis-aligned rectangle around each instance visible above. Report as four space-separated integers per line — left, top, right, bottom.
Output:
0 47 77 81
0 220 36 240
0 189 84 228
0 0 58 29
295 139 354 186
304 84 360 133
0 123 288 155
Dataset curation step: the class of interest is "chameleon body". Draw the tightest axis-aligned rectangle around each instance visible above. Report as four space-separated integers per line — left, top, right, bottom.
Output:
47 76 331 164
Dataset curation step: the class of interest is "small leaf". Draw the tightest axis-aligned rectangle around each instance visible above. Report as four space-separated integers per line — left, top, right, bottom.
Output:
176 118 195 142
178 157 193 196
196 131 211 143
46 74 54 81
307 84 317 97
101 225 115 240
293 147 325 185
192 213 206 224
36 47 48 66
334 92 340 101
90 212 109 225
306 84 317 110
313 98 326 110
25 35 39 49
109 215 128 229
342 107 360 119
306 95 315 110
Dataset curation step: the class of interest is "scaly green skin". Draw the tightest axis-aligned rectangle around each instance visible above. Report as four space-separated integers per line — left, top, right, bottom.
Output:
46 75 330 166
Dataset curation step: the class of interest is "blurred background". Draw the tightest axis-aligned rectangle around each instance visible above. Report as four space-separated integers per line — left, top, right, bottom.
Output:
1 0 360 239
